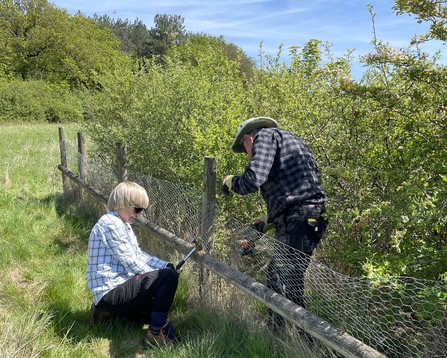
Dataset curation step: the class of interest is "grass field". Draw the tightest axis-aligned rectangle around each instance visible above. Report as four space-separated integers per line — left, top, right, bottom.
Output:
0 123 302 358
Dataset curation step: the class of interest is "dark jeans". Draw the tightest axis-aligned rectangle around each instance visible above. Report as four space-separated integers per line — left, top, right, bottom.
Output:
267 203 327 329
97 268 178 324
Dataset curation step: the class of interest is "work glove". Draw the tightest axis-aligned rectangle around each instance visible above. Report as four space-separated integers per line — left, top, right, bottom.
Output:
255 214 275 233
221 175 235 196
238 216 274 256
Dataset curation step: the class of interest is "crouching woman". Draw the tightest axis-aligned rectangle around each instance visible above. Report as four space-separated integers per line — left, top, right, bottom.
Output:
87 181 178 347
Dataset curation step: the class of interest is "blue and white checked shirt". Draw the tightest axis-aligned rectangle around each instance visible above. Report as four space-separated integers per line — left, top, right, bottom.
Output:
232 128 325 222
87 211 169 305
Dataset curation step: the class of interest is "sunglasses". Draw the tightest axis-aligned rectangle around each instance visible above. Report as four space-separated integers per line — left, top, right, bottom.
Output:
132 206 146 214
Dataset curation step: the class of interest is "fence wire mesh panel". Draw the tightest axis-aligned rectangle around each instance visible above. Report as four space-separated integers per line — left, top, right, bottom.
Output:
61 140 447 358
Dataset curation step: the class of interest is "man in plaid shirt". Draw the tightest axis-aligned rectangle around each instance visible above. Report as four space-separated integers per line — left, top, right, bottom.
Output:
222 116 328 332
87 181 178 347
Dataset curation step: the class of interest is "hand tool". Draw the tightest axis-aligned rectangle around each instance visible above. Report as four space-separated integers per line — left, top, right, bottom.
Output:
175 238 199 270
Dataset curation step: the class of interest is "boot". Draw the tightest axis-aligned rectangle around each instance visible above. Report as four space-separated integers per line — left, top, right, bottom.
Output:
144 328 173 347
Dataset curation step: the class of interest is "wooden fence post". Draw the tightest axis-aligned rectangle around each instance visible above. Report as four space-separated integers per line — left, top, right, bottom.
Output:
200 156 217 300
58 127 69 194
201 156 217 250
77 132 87 200
116 141 127 183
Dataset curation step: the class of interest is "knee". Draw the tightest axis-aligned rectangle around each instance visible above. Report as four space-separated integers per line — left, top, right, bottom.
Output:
163 268 179 285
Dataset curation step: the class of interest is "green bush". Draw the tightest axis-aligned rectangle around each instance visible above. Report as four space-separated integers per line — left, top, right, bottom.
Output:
0 79 83 123
81 37 447 281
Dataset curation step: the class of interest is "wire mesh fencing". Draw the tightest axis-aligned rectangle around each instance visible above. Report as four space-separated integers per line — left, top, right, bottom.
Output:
61 137 447 358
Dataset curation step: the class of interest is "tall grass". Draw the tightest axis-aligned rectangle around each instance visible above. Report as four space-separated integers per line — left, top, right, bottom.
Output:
0 123 302 358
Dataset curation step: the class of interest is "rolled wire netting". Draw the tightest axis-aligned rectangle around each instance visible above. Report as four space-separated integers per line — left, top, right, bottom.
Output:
62 141 447 358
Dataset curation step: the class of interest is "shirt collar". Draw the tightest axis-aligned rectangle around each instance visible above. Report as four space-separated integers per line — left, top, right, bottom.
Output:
108 210 131 228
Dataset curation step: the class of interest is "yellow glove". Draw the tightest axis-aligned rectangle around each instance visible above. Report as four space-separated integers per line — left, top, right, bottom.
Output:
221 175 235 196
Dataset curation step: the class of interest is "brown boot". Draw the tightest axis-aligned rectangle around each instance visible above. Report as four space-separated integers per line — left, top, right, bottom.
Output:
143 328 173 348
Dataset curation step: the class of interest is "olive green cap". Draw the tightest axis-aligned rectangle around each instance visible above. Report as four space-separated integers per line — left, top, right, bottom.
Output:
231 116 278 153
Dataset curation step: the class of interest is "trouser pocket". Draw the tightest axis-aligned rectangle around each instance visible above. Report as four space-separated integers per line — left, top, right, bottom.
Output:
275 204 327 252
304 204 328 245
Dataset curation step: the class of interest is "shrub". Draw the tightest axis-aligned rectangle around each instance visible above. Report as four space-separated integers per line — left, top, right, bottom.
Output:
0 79 83 123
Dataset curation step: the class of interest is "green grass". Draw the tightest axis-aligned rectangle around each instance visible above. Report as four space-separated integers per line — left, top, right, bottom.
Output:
0 123 305 358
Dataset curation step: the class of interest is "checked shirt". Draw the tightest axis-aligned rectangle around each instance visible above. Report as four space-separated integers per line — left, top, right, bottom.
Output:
87 211 169 305
232 128 325 222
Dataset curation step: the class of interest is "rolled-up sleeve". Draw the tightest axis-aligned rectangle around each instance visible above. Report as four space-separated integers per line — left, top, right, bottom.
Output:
232 130 277 194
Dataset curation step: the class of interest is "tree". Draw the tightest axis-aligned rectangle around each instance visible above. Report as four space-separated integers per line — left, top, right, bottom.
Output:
0 0 128 89
174 33 255 87
92 15 151 58
223 42 255 86
393 0 447 42
91 13 189 63
142 14 188 61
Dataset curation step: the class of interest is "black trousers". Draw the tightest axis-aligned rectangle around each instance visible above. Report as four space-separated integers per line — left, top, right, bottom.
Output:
97 268 178 323
267 203 327 328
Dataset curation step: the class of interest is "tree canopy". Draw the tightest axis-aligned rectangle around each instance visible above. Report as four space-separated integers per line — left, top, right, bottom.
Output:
0 0 128 88
393 0 447 42
91 13 189 61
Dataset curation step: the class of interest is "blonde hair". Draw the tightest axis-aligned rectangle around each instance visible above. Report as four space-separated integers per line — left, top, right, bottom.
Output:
107 181 149 211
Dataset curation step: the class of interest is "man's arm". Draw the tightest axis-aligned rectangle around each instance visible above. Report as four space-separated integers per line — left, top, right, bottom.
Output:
232 130 277 195
101 218 167 273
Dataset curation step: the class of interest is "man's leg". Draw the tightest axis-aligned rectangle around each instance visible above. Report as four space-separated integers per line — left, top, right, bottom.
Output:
282 250 312 309
278 204 323 308
266 258 285 331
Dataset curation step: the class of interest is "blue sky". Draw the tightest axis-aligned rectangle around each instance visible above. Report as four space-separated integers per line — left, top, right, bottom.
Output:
52 0 444 78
